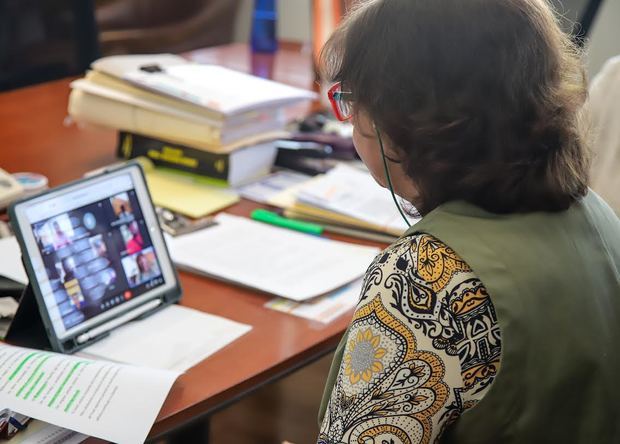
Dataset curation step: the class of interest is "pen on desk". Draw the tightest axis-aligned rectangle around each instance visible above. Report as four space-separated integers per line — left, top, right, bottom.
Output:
306 222 397 244
280 210 398 244
251 209 324 235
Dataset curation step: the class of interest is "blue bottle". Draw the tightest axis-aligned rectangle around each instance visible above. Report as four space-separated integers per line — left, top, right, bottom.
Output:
251 0 278 53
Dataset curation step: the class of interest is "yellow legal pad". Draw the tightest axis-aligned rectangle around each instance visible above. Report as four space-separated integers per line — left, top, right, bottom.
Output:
145 168 239 218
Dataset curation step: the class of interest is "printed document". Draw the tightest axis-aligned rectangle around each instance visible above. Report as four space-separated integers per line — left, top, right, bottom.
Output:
265 279 363 323
0 343 179 444
167 214 380 301
80 305 251 372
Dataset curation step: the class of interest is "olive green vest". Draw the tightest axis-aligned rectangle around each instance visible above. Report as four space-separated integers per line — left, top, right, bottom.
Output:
319 191 620 443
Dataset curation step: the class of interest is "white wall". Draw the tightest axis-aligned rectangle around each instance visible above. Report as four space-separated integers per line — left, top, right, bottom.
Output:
585 0 620 78
234 0 312 44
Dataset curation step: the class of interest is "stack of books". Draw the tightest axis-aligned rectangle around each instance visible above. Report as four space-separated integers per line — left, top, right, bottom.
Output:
68 54 317 186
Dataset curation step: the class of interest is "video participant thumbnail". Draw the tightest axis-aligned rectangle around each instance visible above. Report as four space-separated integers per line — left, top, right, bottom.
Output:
54 256 85 309
33 213 75 253
119 221 144 255
88 234 108 259
121 247 161 288
110 192 134 221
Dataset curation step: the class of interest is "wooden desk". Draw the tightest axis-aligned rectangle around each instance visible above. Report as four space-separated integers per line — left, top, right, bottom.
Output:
0 43 383 440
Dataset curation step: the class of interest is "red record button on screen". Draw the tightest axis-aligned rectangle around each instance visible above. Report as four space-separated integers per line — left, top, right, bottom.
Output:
124 290 132 301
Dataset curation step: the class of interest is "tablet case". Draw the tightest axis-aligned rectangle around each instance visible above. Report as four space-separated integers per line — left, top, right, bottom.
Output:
5 282 175 352
6 163 182 354
5 284 51 350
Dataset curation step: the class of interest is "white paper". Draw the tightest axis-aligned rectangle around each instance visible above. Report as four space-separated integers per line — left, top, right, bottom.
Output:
79 305 251 372
0 236 28 285
167 214 379 301
0 343 179 444
10 420 87 444
0 297 18 318
92 54 187 80
124 64 318 115
296 164 419 234
265 279 363 324
71 79 221 126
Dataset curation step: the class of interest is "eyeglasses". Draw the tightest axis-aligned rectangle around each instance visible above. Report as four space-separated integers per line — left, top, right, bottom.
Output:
327 82 353 121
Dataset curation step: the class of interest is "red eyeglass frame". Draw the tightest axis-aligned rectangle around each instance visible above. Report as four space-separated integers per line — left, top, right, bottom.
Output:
327 83 352 121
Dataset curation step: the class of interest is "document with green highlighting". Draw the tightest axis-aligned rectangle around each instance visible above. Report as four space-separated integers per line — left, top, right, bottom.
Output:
0 343 179 443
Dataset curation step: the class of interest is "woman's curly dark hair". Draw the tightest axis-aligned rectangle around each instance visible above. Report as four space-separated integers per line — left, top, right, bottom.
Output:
321 0 590 215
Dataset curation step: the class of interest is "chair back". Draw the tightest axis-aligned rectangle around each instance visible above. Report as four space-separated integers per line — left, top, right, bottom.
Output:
0 0 100 91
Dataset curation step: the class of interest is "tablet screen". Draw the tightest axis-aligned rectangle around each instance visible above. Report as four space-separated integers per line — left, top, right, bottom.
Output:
13 166 177 342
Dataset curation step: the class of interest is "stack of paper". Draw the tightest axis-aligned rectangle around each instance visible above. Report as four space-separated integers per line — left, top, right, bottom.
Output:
166 213 380 301
69 54 316 149
286 164 419 236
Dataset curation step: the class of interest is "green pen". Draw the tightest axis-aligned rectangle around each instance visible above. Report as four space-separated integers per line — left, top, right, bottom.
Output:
251 209 324 235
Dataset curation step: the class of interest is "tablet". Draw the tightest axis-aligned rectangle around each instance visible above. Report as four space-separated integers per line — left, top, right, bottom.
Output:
10 163 181 353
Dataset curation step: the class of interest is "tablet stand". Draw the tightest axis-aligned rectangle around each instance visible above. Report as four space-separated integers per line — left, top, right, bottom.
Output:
5 284 52 350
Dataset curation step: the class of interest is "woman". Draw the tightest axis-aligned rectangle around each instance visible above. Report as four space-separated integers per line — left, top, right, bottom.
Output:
51 220 71 250
125 221 144 255
135 251 159 284
317 0 620 443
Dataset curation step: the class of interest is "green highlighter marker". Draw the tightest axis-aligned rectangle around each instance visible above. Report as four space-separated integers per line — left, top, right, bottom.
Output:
251 209 324 235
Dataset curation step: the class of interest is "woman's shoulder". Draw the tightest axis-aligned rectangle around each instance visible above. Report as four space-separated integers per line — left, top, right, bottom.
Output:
358 232 475 309
322 233 502 441
355 231 502 384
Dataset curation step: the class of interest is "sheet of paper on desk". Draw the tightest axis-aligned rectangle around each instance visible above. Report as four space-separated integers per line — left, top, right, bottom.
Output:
167 213 380 301
265 278 363 323
0 343 179 444
79 305 251 372
0 237 28 285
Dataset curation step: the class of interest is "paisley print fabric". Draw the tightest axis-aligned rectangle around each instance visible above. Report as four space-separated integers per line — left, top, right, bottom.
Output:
318 234 502 443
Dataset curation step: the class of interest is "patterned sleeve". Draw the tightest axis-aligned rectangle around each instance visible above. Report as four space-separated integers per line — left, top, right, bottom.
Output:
318 234 502 444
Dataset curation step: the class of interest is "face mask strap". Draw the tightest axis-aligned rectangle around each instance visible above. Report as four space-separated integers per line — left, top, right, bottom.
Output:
375 125 412 228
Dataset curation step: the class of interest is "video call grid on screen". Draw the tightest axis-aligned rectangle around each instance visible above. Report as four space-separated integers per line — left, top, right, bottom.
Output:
25 174 165 338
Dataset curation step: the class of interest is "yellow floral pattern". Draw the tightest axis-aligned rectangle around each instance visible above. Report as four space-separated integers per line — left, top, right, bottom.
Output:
343 328 386 384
